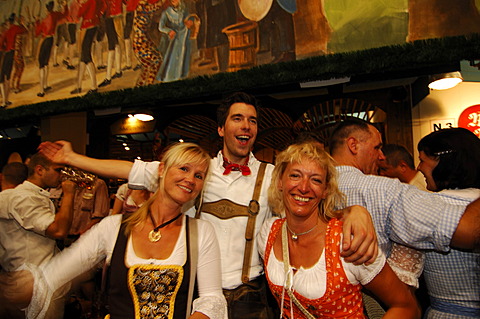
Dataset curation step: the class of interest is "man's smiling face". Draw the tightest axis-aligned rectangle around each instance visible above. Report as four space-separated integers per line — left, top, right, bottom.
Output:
218 102 258 164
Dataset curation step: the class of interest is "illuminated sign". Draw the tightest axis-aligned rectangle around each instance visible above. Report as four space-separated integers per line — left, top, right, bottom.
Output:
458 104 480 137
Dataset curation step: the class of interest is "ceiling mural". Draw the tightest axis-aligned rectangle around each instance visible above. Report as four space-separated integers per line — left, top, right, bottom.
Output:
0 0 479 110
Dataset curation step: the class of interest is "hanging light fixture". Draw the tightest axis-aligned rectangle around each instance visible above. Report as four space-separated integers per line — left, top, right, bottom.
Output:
128 110 155 121
428 71 463 90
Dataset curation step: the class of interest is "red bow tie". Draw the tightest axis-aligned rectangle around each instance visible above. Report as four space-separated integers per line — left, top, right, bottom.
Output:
222 157 251 176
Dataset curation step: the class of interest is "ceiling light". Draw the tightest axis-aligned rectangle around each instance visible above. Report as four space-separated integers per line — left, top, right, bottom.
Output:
130 110 154 121
428 71 463 90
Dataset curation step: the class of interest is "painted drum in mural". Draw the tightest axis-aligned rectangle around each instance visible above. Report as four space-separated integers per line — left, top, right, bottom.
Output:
238 0 273 21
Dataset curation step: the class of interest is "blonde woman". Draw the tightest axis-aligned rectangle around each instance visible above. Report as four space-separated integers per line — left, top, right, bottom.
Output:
258 142 420 318
21 143 226 319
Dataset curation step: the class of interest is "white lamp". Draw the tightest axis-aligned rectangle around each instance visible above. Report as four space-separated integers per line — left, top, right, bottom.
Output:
428 71 463 90
128 110 154 121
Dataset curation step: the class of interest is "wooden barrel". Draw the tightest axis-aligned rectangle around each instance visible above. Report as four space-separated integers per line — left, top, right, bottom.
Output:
222 21 258 72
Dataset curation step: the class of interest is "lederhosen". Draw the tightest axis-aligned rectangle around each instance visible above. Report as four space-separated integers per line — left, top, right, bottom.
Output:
196 162 274 319
106 216 195 319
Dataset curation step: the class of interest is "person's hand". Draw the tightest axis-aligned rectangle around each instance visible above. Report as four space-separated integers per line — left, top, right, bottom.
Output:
61 180 77 195
337 205 378 265
169 30 176 39
37 140 73 165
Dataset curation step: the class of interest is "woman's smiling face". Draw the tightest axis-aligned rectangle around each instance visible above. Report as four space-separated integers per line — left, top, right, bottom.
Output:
417 151 439 191
160 161 208 206
279 159 328 218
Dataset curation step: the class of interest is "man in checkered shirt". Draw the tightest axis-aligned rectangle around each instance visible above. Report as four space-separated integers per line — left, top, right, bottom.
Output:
329 119 479 257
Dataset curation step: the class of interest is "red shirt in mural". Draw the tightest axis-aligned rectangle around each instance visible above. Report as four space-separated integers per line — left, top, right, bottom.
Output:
124 0 141 13
78 0 106 29
106 0 123 17
35 5 68 38
0 24 27 52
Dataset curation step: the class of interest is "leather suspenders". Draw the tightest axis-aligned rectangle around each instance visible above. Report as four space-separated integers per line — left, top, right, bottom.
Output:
195 162 267 284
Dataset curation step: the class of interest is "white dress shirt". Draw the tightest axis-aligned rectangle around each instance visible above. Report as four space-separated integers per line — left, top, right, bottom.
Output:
0 181 57 271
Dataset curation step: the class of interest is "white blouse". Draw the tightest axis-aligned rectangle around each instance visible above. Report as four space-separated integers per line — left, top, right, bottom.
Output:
257 217 386 300
26 214 226 319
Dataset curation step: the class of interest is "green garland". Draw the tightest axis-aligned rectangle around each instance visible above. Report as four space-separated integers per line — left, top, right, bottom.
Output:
1 34 479 125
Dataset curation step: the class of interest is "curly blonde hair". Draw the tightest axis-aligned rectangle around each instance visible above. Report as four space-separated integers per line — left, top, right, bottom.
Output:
268 142 345 220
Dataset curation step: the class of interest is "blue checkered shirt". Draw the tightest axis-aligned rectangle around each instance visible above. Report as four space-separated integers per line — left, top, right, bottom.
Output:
336 166 469 255
422 189 480 316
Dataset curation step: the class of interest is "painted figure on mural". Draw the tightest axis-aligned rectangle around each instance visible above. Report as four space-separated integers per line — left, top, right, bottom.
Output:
51 0 72 70
11 15 28 95
35 0 68 98
156 0 194 82
0 13 27 108
70 0 106 95
133 0 166 86
63 0 81 69
98 0 125 87
123 0 141 71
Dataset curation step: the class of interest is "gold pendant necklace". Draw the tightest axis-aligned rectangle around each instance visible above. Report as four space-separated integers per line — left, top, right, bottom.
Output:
148 212 182 243
286 220 318 241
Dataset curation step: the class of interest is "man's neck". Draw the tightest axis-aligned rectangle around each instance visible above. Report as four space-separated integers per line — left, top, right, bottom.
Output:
222 150 250 165
331 155 364 172
27 177 46 189
403 169 418 184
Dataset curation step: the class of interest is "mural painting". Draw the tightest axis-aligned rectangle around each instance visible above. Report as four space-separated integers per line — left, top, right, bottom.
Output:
0 0 479 109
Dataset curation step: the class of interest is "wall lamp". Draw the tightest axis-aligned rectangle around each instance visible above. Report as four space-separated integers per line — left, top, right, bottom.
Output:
428 71 463 90
128 110 155 121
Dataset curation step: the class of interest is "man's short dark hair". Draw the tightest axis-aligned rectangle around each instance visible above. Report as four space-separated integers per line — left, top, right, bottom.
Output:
27 153 53 177
382 144 415 170
329 118 372 155
216 92 261 128
2 162 28 186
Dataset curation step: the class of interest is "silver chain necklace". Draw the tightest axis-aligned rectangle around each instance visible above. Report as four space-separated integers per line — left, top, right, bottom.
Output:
285 220 318 240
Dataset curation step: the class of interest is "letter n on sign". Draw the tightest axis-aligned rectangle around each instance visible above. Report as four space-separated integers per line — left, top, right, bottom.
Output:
430 119 455 132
